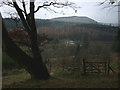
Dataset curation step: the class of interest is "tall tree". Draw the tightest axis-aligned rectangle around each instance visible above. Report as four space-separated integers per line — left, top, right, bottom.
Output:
1 0 77 80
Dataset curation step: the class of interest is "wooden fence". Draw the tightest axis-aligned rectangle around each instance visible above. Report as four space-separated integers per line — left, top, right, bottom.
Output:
45 58 115 75
82 58 115 75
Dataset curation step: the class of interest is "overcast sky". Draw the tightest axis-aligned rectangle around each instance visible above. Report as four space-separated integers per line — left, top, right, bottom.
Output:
0 0 119 24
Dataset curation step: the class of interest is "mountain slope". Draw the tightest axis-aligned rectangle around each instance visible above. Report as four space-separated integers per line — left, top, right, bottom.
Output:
51 16 97 24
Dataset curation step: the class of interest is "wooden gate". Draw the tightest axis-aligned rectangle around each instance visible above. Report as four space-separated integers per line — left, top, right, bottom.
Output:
82 59 115 75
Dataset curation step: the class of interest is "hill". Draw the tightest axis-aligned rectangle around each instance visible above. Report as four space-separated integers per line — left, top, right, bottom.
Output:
4 16 98 29
3 16 118 33
51 16 97 24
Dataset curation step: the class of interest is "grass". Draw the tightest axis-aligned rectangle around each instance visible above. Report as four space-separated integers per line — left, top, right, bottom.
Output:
3 69 31 87
2 69 118 88
111 63 118 69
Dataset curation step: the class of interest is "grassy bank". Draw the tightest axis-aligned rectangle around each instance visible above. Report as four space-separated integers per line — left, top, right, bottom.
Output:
2 69 118 88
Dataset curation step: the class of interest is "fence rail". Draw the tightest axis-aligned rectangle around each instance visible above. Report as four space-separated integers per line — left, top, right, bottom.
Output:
82 58 115 75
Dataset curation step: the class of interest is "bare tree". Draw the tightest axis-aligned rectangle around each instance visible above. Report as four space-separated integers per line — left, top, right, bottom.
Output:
1 0 78 80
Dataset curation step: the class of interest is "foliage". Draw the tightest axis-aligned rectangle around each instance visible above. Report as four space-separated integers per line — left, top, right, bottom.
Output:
8 28 53 54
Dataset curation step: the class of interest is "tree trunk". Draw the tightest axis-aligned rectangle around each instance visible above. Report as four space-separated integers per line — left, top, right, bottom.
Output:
2 16 50 80
29 2 42 60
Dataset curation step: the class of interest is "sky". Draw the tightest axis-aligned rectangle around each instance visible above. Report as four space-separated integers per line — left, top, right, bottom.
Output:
0 0 119 24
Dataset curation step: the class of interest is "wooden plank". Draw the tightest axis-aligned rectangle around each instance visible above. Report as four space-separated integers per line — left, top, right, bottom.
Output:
85 62 105 64
86 72 100 73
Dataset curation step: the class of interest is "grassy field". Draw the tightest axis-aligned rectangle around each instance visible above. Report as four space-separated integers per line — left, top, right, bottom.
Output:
2 69 118 88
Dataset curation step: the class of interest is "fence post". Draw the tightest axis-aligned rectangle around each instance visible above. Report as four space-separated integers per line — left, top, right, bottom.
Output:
49 60 52 72
105 61 107 74
107 59 110 74
83 58 86 75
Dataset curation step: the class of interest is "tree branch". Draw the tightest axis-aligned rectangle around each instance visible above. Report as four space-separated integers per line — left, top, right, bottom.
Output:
99 0 119 6
34 1 74 13
22 0 28 16
34 2 54 13
12 0 31 33
98 0 108 6
1 0 14 7
44 7 58 13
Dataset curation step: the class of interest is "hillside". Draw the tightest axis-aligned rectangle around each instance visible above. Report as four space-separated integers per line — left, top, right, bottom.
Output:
3 16 118 34
4 16 98 29
51 16 97 24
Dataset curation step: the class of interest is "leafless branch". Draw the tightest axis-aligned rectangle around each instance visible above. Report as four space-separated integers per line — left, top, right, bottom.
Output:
34 1 77 13
98 0 120 10
1 0 14 7
12 0 31 32
44 7 58 13
34 2 55 13
2 0 26 13
99 0 119 6
22 0 27 16
98 0 108 6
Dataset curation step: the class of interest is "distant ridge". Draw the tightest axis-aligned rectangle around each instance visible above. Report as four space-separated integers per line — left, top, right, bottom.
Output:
5 16 118 29
51 16 97 24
